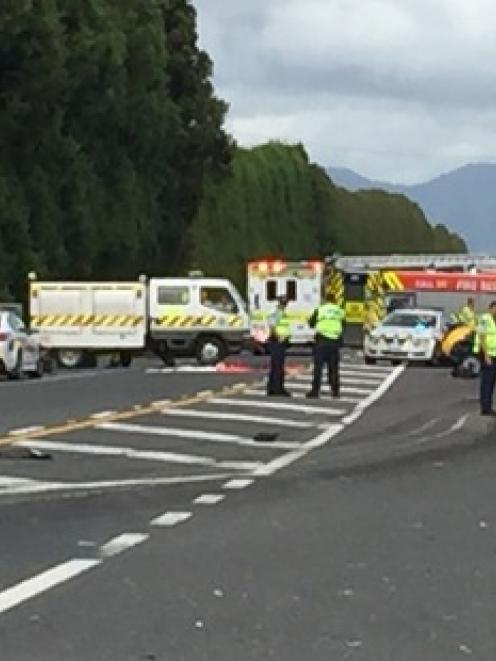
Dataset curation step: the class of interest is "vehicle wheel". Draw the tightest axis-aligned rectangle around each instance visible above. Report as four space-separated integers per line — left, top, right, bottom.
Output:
7 351 22 380
364 356 376 365
391 359 402 366
28 358 44 379
195 336 226 366
459 355 481 378
57 349 83 369
119 351 132 368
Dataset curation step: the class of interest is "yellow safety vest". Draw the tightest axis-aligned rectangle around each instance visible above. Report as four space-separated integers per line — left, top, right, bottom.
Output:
474 313 496 356
457 306 477 327
315 303 344 340
270 310 291 340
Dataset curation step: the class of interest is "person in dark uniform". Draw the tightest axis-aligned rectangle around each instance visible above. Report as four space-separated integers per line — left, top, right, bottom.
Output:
266 296 291 396
306 292 345 399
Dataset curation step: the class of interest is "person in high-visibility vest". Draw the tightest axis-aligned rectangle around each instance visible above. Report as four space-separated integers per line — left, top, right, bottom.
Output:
266 296 291 396
306 292 345 399
477 301 496 415
452 297 477 327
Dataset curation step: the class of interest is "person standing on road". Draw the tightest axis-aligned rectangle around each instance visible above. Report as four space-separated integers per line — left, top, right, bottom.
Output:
306 292 345 399
266 296 291 397
453 297 477 327
477 301 496 415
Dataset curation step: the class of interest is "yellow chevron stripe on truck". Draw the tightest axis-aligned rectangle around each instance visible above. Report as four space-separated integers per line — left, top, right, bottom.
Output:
327 272 344 306
155 314 244 329
31 315 144 328
382 271 405 291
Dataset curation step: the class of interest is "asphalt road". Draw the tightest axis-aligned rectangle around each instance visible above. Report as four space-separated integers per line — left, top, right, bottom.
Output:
1 355 495 660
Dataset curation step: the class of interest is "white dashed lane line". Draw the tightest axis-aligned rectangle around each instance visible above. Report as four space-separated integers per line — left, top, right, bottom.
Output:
150 511 193 527
193 494 225 505
99 533 149 558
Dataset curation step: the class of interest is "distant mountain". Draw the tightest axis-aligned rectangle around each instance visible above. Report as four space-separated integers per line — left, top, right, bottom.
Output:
328 163 496 252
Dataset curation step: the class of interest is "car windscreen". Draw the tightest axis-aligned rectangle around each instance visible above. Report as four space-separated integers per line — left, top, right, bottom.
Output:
382 313 437 328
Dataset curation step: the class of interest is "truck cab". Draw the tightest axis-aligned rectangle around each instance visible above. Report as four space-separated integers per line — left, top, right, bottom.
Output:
148 277 249 365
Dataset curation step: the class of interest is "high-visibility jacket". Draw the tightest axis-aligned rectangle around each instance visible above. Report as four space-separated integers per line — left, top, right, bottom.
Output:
474 313 496 355
269 310 291 340
457 305 477 327
315 303 344 340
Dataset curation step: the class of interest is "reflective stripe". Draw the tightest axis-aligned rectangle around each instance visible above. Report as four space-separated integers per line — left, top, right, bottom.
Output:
31 315 144 328
155 314 244 329
315 303 344 339
476 313 496 355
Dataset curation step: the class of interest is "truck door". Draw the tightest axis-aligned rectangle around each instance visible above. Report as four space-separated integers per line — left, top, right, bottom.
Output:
343 272 368 346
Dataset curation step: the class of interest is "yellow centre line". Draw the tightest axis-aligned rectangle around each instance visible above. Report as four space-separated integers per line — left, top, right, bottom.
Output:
0 380 263 449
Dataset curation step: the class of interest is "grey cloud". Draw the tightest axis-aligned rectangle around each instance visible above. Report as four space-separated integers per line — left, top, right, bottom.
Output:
193 0 496 181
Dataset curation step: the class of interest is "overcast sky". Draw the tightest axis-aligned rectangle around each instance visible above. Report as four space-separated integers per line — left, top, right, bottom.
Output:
193 0 496 184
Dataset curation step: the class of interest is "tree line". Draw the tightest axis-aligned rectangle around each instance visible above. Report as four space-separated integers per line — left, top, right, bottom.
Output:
0 1 466 301
191 142 466 288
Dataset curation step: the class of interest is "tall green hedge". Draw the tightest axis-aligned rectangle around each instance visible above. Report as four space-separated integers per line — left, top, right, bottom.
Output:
190 142 466 288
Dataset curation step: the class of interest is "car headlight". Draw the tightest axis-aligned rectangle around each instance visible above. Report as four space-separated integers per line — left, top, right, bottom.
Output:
412 337 429 347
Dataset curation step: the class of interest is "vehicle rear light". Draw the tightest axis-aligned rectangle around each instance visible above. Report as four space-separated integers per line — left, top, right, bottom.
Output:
272 260 286 274
258 262 269 274
306 260 323 272
0 333 10 341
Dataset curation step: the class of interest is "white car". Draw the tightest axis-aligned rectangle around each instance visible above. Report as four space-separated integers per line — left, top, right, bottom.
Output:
364 308 443 365
0 311 47 379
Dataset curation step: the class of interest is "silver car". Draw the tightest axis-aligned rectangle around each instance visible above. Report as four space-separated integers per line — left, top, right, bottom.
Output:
0 311 47 379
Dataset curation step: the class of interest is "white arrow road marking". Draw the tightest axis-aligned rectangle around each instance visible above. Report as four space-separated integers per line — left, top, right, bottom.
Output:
15 439 262 471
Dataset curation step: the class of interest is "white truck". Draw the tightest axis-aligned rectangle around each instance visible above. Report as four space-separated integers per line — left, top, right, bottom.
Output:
29 274 249 368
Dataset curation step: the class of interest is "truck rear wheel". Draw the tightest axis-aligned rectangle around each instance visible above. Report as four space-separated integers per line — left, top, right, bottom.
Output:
195 337 226 366
58 349 83 369
119 351 132 368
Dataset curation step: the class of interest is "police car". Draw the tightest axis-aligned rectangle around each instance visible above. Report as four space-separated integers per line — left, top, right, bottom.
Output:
364 308 444 365
0 310 48 379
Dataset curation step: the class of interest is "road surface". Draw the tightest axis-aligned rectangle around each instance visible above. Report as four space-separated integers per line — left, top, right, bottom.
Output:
0 355 495 660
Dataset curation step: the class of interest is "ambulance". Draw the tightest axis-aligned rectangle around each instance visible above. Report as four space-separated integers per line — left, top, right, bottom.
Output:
29 274 249 367
247 259 324 346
